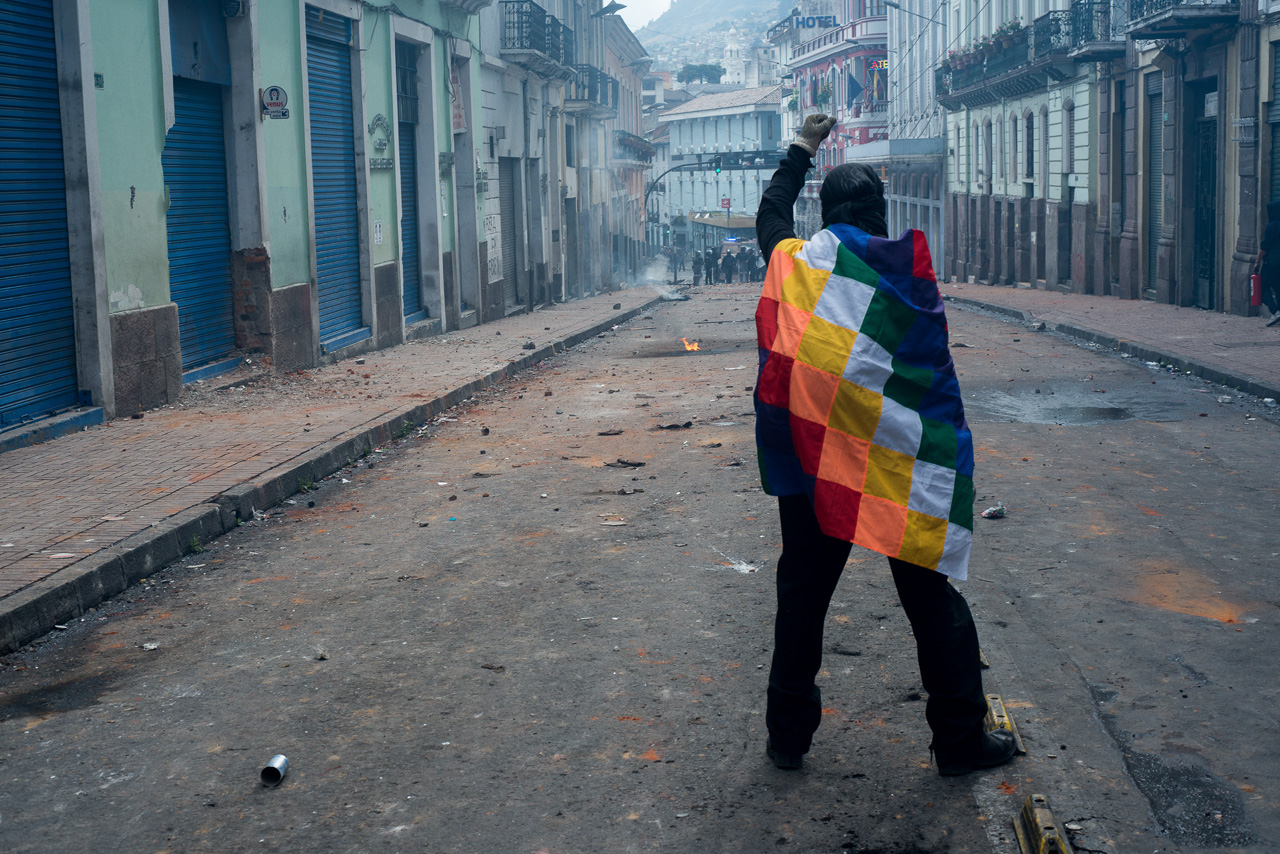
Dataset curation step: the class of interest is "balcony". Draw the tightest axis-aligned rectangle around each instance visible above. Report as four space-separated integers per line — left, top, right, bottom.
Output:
1032 10 1073 60
1070 0 1126 60
565 64 619 119
440 0 494 14
501 1 576 79
1126 0 1237 38
613 129 655 166
935 17 1076 111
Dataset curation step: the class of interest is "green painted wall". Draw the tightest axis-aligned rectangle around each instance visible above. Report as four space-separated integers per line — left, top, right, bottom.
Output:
260 2 312 290
92 0 170 313
363 8 397 267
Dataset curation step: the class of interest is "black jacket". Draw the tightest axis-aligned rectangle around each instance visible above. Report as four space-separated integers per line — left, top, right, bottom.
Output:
756 144 814 258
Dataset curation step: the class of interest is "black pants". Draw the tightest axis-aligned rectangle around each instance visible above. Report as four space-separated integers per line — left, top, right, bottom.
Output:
766 495 989 755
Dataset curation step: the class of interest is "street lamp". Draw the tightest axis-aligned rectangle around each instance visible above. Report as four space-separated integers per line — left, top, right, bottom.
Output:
883 0 945 25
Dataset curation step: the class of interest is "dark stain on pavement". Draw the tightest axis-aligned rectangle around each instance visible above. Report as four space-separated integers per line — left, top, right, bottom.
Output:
0 670 114 721
1089 683 1254 846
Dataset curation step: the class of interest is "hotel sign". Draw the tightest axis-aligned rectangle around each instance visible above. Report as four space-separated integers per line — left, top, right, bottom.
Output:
794 15 838 28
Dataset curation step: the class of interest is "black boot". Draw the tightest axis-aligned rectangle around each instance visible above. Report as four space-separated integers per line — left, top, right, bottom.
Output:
766 737 804 771
932 729 1017 777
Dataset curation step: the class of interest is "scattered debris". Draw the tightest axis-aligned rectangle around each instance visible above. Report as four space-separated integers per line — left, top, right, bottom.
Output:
613 303 622 310
523 342 536 350
661 292 690 301
598 429 624 436
1031 321 1046 331
616 488 645 495
604 459 645 468
481 663 505 672
981 503 1007 520
481 427 490 435
142 642 160 651
314 648 329 661
656 422 693 430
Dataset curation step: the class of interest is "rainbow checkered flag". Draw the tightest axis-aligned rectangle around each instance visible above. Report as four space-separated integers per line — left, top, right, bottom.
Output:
754 225 974 579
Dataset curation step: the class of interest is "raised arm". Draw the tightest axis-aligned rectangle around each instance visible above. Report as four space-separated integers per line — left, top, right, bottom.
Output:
756 114 836 258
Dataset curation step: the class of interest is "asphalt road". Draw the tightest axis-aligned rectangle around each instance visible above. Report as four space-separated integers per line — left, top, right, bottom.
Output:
0 281 1276 853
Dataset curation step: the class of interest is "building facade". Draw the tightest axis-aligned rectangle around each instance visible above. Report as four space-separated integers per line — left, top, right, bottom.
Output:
885 0 947 273
0 0 648 439
653 86 785 253
939 0 1112 292
1098 0 1254 313
778 0 891 236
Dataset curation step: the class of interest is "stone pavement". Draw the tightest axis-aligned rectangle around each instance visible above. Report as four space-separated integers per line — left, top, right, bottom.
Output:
945 283 1280 401
0 288 662 654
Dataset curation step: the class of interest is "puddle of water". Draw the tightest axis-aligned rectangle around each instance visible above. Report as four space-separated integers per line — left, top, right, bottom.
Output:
964 388 1188 425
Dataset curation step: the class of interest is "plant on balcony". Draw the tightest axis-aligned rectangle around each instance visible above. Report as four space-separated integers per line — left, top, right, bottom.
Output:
817 81 833 107
994 18 1024 47
787 93 799 111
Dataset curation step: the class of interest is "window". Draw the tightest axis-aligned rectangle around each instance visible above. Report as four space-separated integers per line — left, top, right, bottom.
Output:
863 0 886 16
395 41 419 125
997 116 1005 178
1063 99 1075 174
565 124 575 167
1024 112 1035 179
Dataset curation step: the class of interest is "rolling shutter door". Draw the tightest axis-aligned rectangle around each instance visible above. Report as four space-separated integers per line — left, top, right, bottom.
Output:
499 157 518 307
1270 47 1280 203
163 77 235 371
1147 75 1163 296
0 0 79 428
399 124 422 319
306 6 364 346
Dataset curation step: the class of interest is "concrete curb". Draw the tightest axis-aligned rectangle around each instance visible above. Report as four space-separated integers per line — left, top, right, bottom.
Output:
945 296 1280 402
0 297 662 655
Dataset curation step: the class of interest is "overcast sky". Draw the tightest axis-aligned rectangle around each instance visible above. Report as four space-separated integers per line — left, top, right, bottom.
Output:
619 0 672 32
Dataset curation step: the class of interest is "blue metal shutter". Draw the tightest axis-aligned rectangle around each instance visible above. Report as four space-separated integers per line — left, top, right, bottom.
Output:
0 0 79 428
163 77 235 371
306 6 364 345
399 123 423 319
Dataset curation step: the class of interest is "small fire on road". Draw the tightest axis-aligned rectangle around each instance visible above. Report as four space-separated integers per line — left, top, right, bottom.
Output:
681 337 701 351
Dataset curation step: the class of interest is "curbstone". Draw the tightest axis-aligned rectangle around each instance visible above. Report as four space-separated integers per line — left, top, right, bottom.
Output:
0 296 662 656
952 299 1280 402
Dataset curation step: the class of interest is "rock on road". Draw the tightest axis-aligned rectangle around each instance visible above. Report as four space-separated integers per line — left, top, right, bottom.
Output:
0 281 1276 853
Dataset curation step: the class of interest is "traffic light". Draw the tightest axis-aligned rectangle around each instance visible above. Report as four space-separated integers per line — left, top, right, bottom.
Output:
713 156 722 174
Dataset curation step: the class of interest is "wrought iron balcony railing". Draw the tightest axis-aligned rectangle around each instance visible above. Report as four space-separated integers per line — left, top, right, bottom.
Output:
1127 0 1237 38
501 1 576 77
566 64 620 118
1032 10 1072 60
1070 0 1126 59
612 129 655 165
936 21 1074 111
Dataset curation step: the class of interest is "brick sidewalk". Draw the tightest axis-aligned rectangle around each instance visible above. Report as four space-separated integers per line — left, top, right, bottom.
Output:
0 289 662 653
945 283 1280 401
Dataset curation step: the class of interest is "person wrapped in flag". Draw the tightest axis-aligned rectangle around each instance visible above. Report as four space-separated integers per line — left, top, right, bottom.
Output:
753 113 1017 777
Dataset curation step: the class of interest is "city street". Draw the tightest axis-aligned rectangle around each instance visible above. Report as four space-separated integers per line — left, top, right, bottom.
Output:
1 281 1277 853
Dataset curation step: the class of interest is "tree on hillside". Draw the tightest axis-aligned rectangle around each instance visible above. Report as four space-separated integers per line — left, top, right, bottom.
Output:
677 63 726 84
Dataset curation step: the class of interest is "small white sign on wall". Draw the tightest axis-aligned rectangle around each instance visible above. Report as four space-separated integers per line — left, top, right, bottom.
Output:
374 220 383 245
